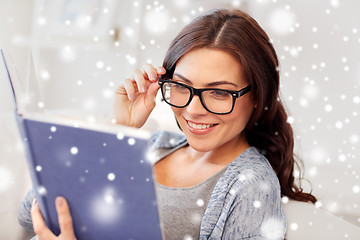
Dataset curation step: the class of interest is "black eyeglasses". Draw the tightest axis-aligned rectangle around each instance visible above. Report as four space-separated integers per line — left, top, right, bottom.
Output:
158 77 251 115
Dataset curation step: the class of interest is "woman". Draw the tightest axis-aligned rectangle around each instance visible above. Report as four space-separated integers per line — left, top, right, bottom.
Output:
21 8 316 239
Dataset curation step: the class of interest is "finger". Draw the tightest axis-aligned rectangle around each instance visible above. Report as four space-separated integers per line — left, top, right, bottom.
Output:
55 197 76 240
156 66 166 76
145 82 161 108
31 200 55 239
123 78 136 101
141 63 158 82
133 68 147 93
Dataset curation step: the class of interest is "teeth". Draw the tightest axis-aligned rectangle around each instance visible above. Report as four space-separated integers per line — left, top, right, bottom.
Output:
188 121 213 129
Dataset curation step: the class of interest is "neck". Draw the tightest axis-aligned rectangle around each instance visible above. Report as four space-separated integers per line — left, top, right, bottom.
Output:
186 133 250 166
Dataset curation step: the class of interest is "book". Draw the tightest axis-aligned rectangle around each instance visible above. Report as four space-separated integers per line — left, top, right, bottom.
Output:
1 50 162 240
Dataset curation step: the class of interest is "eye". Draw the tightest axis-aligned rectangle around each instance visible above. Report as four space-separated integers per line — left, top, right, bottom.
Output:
209 90 231 99
171 83 189 93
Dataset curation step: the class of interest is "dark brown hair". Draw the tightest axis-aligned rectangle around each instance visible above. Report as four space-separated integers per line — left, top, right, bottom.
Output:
162 8 316 203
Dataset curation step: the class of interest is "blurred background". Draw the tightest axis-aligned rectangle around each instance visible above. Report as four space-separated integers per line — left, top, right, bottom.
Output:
0 0 359 239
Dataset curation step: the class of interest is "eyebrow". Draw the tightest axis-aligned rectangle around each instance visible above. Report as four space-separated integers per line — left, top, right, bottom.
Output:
173 73 239 88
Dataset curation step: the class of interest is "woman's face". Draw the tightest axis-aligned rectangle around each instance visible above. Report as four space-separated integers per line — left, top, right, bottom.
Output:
172 48 255 153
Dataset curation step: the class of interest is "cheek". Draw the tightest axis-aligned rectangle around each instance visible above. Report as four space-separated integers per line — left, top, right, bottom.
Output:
171 106 182 116
229 99 255 125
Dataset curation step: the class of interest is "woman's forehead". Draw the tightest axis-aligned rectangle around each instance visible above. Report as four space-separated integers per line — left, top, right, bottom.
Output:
174 48 246 87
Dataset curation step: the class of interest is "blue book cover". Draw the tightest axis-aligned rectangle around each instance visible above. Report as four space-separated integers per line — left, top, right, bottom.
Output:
1 50 162 240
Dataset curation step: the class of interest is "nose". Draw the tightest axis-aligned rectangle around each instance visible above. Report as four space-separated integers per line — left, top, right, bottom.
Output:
185 95 208 115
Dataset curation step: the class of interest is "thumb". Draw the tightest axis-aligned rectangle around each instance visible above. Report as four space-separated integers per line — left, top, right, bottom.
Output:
145 82 160 107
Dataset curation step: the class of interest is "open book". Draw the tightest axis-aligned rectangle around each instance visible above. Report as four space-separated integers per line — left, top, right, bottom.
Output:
0 50 162 239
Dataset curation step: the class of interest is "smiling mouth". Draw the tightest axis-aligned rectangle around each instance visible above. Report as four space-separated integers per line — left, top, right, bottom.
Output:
187 121 217 130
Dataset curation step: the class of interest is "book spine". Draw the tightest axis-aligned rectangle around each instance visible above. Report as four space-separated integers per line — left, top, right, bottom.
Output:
15 113 54 230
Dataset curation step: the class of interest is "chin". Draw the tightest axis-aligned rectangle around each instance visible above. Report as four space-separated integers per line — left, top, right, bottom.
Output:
186 138 214 152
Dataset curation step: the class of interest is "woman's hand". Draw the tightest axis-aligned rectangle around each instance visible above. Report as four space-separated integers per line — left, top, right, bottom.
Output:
31 197 77 240
113 64 166 128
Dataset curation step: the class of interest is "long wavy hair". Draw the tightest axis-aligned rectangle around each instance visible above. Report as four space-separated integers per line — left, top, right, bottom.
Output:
162 8 316 203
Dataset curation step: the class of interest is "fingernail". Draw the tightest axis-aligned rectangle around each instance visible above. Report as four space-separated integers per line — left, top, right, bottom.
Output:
150 73 157 81
32 199 37 209
157 67 165 74
128 93 135 101
140 85 147 93
56 197 64 207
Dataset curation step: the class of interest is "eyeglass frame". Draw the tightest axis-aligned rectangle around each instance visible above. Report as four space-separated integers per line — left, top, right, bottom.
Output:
158 76 252 115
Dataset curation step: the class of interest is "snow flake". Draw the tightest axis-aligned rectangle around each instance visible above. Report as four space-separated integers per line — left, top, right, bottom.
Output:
96 61 104 69
310 147 328 164
290 222 298 231
309 166 318 177
37 16 47 26
196 198 204 207
253 200 262 208
281 196 289 204
70 147 78 155
287 116 295 124
79 177 85 183
324 104 333 112
183 235 193 240
353 96 360 104
107 173 116 181
128 138 136 145
81 226 87 232
191 212 202 225
116 133 124 140
40 70 50 80
349 134 359 144
260 217 285 239
353 185 360 193
38 102 44 108
268 8 295 35
330 0 340 8
144 8 170 34
90 188 122 224
36 165 42 172
50 126 57 132
124 27 134 37
335 121 344 129
125 55 137 65
338 154 346 162
37 185 47 196
229 188 237 195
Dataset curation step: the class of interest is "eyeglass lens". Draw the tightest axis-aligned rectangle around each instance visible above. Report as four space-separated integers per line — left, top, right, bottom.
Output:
162 81 234 114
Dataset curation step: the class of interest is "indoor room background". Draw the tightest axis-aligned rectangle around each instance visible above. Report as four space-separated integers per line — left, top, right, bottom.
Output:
0 0 359 239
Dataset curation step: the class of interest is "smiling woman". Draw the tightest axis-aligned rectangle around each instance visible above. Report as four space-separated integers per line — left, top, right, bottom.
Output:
19 8 317 240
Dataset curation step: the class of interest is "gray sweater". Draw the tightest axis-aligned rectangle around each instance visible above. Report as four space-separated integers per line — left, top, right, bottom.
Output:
149 131 286 239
